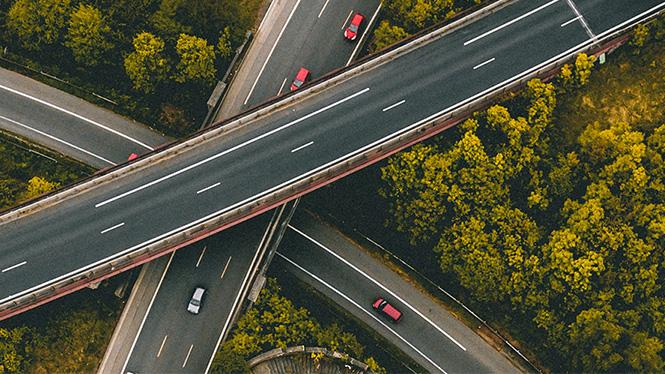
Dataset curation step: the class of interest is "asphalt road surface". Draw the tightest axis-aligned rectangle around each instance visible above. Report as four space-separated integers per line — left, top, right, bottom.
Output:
1 0 662 313
242 0 381 108
116 1 381 372
0 68 165 168
278 210 519 373
122 213 273 374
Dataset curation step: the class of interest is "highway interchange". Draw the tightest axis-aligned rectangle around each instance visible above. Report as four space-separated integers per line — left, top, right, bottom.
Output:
2 0 661 307
0 0 664 372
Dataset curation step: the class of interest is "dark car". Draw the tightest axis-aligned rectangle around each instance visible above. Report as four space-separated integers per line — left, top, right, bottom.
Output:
372 297 403 323
344 13 365 41
290 67 311 91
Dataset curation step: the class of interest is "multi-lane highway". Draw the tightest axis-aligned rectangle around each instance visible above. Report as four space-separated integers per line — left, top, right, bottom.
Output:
107 1 383 372
218 0 381 118
1 0 662 315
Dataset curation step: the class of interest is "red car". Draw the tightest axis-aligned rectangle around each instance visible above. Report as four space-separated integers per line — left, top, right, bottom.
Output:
372 297 403 323
290 67 311 91
344 12 365 41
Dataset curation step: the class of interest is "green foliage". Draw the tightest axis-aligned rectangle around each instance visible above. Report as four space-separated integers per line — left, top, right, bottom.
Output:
217 26 233 59
148 0 191 43
0 327 30 373
65 4 113 66
381 55 665 371
384 0 456 33
370 20 410 53
630 23 650 50
174 33 217 84
123 32 169 93
6 0 71 50
211 278 382 372
20 176 59 200
574 53 596 86
28 309 114 372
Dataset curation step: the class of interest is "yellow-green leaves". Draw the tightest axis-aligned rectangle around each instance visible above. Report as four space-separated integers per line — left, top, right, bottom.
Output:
175 33 217 84
123 32 169 93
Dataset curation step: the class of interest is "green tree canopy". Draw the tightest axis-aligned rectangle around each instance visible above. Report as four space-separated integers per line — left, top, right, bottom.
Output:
174 33 217 84
6 0 71 50
65 4 114 66
370 20 410 53
123 32 170 93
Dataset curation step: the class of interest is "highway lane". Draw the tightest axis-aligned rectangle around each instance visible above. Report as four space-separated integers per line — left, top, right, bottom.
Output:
115 1 382 372
122 213 273 374
277 210 518 373
0 68 165 168
243 0 380 107
1 0 662 308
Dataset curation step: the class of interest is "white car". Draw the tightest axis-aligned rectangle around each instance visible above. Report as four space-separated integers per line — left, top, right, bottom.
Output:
187 287 206 314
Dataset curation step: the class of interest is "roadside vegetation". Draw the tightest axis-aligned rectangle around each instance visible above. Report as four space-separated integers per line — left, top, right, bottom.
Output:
0 132 92 211
211 278 384 373
0 278 125 373
369 0 481 52
0 0 262 137
375 22 665 372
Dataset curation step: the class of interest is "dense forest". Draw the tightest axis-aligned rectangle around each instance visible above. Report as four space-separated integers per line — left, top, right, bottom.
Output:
380 22 665 372
0 0 262 136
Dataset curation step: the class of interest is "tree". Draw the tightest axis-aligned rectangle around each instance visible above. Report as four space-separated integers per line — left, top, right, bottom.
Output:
21 176 59 200
217 26 233 59
0 177 23 209
175 33 217 84
370 21 409 53
210 344 250 373
149 0 192 43
574 53 596 86
6 0 71 51
315 323 364 358
123 32 170 93
65 4 113 66
0 327 29 373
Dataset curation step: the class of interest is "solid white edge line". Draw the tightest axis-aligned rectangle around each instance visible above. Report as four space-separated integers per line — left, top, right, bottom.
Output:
561 15 582 27
342 9 354 30
278 77 288 95
2 261 27 273
318 0 330 18
382 99 406 112
244 0 303 105
196 182 221 195
5 2 664 307
347 3 382 66
100 222 125 234
288 224 467 351
220 256 232 280
121 251 176 374
291 141 314 153
95 87 370 208
276 252 448 374
203 208 282 374
0 115 116 166
464 0 560 45
182 344 194 368
0 83 154 150
195 245 207 268
156 335 168 357
472 57 496 70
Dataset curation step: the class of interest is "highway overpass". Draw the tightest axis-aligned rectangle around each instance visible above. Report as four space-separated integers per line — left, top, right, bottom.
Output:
1 0 663 319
